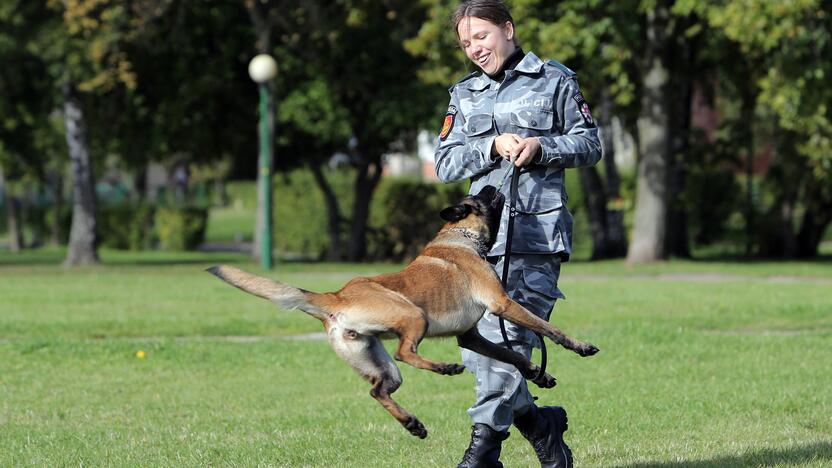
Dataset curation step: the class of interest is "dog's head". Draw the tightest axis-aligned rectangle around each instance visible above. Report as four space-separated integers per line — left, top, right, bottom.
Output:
439 185 505 249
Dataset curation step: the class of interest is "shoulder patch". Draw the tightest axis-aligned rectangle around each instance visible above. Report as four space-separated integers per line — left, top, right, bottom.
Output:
546 59 577 77
572 92 596 128
439 105 457 141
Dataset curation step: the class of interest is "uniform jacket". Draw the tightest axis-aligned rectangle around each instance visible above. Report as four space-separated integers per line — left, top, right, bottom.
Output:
434 51 602 259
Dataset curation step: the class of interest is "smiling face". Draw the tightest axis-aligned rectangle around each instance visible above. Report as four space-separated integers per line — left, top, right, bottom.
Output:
456 15 516 76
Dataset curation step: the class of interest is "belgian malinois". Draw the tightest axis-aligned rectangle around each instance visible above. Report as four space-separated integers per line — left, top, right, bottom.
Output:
208 185 598 438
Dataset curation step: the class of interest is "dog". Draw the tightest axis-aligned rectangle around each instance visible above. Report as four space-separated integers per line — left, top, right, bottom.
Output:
208 185 598 439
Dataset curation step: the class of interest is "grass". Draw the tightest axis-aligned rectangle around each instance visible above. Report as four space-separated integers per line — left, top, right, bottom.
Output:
1 248 831 466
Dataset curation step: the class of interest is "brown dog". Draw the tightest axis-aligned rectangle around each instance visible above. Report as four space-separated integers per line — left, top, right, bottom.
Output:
208 185 598 438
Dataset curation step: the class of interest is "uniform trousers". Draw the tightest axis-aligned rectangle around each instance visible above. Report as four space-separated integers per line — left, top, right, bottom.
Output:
460 253 563 432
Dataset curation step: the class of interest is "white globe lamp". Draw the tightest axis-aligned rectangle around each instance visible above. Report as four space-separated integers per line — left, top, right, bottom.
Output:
248 54 278 83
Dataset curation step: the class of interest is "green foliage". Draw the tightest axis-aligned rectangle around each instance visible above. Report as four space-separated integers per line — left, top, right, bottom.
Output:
271 169 467 260
372 178 467 260
235 170 596 261
97 203 155 250
154 207 208 251
0 2 55 179
273 169 351 259
226 181 259 212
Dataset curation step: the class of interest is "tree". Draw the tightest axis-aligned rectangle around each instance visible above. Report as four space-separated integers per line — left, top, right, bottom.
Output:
0 1 55 251
40 0 144 265
686 0 832 257
520 0 638 260
254 1 440 261
626 0 678 263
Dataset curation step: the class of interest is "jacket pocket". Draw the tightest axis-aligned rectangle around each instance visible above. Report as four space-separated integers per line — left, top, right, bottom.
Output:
512 167 565 214
463 114 494 137
510 108 553 132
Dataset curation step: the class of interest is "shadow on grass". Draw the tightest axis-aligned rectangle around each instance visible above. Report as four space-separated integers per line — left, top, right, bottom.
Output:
617 441 832 468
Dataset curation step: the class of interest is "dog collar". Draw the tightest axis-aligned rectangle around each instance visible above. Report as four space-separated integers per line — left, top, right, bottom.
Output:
448 228 490 258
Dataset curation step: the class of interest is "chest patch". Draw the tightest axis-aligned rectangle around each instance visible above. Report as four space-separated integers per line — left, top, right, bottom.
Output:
515 97 553 109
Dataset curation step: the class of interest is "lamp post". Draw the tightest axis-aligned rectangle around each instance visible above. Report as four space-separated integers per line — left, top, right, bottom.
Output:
248 54 278 270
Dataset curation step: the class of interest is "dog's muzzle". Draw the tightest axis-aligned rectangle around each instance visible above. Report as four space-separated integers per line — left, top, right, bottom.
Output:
476 185 504 208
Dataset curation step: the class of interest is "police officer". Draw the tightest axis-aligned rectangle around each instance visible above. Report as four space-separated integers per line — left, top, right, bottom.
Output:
434 1 602 467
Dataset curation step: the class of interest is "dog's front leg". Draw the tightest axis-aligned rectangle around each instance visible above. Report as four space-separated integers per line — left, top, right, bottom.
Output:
488 296 599 357
387 305 466 376
456 328 556 388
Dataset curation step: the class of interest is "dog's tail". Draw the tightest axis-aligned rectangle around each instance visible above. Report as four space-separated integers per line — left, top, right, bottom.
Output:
207 265 329 321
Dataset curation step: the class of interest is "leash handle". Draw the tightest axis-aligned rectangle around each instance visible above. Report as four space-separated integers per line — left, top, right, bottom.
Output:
497 164 548 382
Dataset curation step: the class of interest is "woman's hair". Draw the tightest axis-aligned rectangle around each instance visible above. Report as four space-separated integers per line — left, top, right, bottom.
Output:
451 0 517 44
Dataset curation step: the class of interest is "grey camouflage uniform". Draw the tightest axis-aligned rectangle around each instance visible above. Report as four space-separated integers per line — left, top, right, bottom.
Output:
434 51 602 432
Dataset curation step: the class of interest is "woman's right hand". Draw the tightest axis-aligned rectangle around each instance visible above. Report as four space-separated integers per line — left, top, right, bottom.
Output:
492 134 523 160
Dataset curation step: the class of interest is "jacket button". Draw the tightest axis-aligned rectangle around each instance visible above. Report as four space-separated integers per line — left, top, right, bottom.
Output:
471 126 477 132
531 120 538 126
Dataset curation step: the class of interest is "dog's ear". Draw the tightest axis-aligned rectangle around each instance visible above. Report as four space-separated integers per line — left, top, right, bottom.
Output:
440 204 473 222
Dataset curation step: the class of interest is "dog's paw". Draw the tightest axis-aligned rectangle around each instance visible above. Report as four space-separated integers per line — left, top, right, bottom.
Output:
522 365 557 388
435 362 466 375
576 342 599 357
404 417 428 439
532 372 557 389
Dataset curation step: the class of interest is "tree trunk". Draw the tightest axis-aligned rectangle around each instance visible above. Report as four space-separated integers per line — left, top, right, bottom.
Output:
47 169 64 245
310 163 345 261
795 178 831 258
1 169 24 252
578 166 609 260
347 157 382 261
63 82 99 266
7 196 23 252
602 148 628 258
758 133 802 258
740 85 756 257
583 89 628 260
665 63 693 258
4 187 24 252
627 3 672 264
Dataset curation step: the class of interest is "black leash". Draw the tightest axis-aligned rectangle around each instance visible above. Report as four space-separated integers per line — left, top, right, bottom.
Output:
497 164 548 382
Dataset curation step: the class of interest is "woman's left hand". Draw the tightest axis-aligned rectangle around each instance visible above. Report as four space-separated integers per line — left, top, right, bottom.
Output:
507 137 541 166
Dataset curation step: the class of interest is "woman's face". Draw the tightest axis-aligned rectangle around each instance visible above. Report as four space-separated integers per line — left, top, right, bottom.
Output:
456 16 516 76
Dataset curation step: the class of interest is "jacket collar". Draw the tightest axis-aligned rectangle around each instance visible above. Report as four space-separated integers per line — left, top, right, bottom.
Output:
465 51 544 90
465 74 491 91
514 51 545 74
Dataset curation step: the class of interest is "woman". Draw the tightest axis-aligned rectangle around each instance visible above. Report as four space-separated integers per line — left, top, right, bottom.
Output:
434 1 602 467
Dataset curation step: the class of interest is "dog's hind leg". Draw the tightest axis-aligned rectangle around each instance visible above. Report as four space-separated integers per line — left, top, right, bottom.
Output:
370 375 428 439
456 328 556 388
328 331 428 438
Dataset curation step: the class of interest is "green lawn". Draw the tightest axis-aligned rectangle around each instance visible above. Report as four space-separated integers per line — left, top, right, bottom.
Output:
1 249 831 466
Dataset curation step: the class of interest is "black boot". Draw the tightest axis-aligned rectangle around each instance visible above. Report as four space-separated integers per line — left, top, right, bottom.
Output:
513 406 573 468
457 423 509 468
